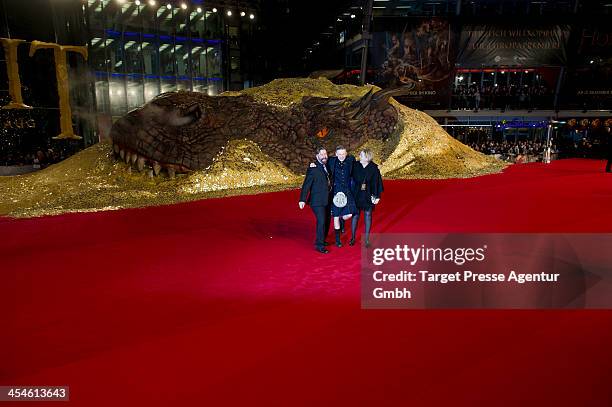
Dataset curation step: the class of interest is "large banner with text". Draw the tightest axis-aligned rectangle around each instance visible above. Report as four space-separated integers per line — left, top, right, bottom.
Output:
457 24 571 67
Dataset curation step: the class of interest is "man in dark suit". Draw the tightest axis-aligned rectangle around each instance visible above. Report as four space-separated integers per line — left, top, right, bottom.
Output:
299 147 332 253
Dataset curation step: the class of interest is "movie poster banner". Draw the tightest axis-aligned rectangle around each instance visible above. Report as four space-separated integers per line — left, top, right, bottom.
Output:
457 24 571 67
572 24 612 61
370 19 457 106
564 24 612 103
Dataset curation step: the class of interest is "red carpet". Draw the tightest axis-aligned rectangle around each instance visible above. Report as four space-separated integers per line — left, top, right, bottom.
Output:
1 159 612 406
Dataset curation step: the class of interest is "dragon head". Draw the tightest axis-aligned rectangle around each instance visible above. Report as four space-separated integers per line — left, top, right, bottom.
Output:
110 84 410 176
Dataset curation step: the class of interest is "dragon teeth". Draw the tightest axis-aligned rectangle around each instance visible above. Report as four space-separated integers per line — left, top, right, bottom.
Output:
137 156 145 172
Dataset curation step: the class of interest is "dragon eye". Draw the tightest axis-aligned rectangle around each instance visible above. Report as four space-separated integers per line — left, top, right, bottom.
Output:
183 104 202 123
166 104 202 127
316 127 330 138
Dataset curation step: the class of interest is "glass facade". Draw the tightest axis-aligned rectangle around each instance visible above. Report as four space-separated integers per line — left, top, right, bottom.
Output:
0 0 258 165
85 0 225 121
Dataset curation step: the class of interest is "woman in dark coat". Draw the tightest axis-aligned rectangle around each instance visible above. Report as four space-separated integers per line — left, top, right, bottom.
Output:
328 146 358 247
350 149 384 247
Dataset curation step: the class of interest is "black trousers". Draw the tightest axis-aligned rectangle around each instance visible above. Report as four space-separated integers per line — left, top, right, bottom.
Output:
606 157 612 172
311 205 331 249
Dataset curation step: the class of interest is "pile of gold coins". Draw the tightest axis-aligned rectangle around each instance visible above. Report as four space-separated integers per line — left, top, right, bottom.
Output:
0 78 505 218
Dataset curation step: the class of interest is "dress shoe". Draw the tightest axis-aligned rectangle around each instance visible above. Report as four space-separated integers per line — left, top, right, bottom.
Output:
349 238 355 246
316 247 329 254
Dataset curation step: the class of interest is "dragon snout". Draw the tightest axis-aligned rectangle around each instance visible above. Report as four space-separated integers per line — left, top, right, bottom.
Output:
110 109 143 141
109 103 199 177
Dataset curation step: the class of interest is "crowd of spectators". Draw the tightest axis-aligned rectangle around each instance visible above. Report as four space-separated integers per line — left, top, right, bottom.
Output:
0 148 71 168
467 140 552 163
453 83 552 111
468 137 605 163
560 137 603 158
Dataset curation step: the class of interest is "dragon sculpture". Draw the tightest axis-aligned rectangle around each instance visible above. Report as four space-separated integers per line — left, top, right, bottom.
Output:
110 86 410 177
0 79 505 218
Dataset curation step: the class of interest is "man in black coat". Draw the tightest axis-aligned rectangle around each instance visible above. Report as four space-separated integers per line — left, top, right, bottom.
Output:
299 147 332 253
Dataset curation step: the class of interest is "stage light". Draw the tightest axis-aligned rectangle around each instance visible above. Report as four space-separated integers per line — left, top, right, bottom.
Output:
180 3 187 10
166 3 172 9
249 13 255 19
212 7 217 12
148 0 156 5
240 11 245 17
350 13 356 18
227 10 232 16
197 6 202 12
135 0 141 5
